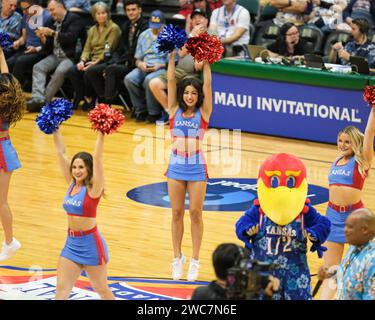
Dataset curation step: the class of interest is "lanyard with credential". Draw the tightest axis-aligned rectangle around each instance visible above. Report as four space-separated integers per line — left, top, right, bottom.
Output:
223 4 237 29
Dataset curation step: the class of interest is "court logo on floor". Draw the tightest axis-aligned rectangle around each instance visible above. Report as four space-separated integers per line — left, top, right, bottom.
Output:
0 266 202 300
127 178 329 211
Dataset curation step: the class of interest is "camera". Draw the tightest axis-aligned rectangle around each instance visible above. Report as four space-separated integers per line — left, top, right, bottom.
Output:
225 258 276 300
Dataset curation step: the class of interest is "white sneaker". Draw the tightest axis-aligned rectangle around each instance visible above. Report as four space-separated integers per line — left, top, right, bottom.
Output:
171 254 186 280
187 258 200 282
0 238 21 261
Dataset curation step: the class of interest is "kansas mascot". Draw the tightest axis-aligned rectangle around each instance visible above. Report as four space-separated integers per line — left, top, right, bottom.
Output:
236 153 331 300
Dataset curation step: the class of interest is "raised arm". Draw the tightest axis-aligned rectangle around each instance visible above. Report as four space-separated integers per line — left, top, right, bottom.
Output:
167 50 178 116
201 61 212 122
90 132 105 198
0 48 9 73
362 108 375 170
53 130 71 184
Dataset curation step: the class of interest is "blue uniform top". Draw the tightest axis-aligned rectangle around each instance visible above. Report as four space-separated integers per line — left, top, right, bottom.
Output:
328 156 366 190
63 182 101 218
170 108 208 141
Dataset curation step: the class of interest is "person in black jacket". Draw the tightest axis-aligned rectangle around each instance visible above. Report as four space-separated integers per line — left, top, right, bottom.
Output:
26 0 85 112
191 243 240 300
191 243 280 300
266 22 312 58
84 0 148 106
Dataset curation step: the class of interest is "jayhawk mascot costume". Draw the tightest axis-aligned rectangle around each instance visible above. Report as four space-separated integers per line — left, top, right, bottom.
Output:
236 153 331 300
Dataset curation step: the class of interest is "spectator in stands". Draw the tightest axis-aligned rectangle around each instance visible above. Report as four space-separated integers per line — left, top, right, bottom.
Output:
209 0 251 57
149 8 208 125
207 0 222 11
91 0 113 13
66 1 121 110
26 0 85 112
266 22 312 58
329 18 375 68
0 0 22 58
64 0 91 13
7 0 52 89
307 0 347 33
269 0 311 27
318 208 375 300
186 0 211 33
124 10 168 123
174 0 194 20
343 0 375 31
85 0 147 107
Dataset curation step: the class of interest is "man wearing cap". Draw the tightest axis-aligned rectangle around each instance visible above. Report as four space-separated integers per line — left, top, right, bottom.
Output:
124 9 168 123
185 3 211 34
209 0 251 57
7 0 52 89
148 8 208 125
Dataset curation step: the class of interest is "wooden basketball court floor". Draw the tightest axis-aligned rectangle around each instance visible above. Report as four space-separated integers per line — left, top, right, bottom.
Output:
1 108 375 298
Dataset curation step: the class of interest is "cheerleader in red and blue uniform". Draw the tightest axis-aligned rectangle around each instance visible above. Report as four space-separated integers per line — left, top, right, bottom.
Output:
166 49 212 282
320 107 375 299
0 47 25 261
53 129 114 300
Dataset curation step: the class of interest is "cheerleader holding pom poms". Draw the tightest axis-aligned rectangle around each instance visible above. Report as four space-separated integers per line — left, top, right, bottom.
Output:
319 86 375 299
162 25 222 281
37 103 124 299
0 47 25 261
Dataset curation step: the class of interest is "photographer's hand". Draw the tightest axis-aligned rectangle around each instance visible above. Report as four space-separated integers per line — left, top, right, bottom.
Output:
246 224 259 236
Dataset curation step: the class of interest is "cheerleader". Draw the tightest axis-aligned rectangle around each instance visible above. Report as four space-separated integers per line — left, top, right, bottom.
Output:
0 47 25 261
165 49 212 281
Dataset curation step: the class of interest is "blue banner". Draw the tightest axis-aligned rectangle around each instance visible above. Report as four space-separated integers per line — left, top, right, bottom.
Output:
210 73 371 144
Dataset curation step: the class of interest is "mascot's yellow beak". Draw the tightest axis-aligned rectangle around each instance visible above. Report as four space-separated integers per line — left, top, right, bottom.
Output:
257 153 308 226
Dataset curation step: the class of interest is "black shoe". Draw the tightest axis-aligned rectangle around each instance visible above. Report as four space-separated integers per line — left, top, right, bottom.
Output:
146 114 161 124
135 112 147 122
26 98 46 113
82 100 96 111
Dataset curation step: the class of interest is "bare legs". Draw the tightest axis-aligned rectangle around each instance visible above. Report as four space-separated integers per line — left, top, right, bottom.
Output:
55 256 114 300
0 170 13 245
168 178 206 260
149 77 168 112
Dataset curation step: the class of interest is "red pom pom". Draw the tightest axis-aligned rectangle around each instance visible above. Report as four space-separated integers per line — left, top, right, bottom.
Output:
88 103 125 134
363 85 375 107
185 32 224 64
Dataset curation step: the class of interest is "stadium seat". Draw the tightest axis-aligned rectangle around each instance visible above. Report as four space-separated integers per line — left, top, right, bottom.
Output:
259 4 278 22
323 30 351 57
254 24 280 47
298 25 324 54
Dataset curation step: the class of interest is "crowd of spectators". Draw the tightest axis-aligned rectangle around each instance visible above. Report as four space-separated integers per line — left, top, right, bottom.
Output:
1 0 375 123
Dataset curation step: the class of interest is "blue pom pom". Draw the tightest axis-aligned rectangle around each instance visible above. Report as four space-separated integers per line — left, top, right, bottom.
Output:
0 32 13 49
36 98 73 134
157 24 188 53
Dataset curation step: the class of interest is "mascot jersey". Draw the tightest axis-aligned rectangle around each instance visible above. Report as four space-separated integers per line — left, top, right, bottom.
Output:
236 200 330 300
236 153 331 300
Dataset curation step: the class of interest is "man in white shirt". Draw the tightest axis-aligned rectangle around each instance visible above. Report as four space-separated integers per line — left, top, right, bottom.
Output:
209 0 251 57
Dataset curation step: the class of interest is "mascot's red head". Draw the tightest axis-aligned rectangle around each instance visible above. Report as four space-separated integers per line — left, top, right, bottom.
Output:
257 153 308 226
